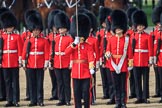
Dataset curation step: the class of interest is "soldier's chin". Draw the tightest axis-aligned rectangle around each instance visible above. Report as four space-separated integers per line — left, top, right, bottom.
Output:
79 37 85 43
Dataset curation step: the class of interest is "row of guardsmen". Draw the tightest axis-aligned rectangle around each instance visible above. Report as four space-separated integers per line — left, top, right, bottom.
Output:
0 3 162 108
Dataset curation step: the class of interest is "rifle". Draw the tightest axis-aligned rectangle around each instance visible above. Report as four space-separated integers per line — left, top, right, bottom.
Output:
50 32 55 67
152 28 155 45
0 31 3 64
25 32 31 67
132 32 136 55
103 30 107 65
97 27 101 45
156 31 161 64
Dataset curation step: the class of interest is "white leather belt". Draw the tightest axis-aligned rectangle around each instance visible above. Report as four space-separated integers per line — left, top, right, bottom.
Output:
3 50 17 53
160 50 162 52
134 49 148 53
55 52 65 56
30 52 44 55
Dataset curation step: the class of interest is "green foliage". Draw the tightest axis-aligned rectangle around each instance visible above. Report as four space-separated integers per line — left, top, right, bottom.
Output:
143 5 154 26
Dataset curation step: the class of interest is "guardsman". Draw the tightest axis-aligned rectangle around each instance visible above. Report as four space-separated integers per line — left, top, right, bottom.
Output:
47 9 63 101
0 11 23 107
126 6 139 99
53 12 73 106
22 10 49 107
104 15 116 105
79 9 99 105
21 10 38 101
96 6 112 99
0 7 10 102
154 11 162 103
150 5 162 98
132 10 153 104
65 13 95 108
105 9 133 108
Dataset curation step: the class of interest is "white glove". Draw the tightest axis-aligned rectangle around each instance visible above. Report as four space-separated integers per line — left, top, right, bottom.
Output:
105 51 111 59
90 69 95 74
149 57 153 65
73 37 80 45
128 66 133 71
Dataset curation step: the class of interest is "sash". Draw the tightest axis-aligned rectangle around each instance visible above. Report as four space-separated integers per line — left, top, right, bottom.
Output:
111 36 129 74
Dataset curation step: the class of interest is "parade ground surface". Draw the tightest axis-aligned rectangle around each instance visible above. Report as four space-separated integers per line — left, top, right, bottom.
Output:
0 27 162 108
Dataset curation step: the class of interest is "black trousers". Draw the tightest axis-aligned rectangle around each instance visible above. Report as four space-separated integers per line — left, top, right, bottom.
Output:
133 67 149 100
73 78 90 108
0 68 6 99
25 70 30 99
3 68 20 103
55 68 71 102
49 69 58 98
154 66 160 96
129 69 136 97
105 68 115 100
157 67 162 98
100 66 109 98
112 72 127 105
27 68 44 104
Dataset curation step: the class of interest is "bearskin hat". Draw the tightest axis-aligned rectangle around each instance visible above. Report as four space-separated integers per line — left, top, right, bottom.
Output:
160 13 162 25
24 9 41 28
26 10 43 32
0 7 10 29
0 7 10 15
99 6 112 25
111 9 128 34
70 13 91 40
126 7 139 26
47 9 63 30
54 12 70 30
132 10 148 28
152 6 162 25
0 11 17 29
78 9 97 32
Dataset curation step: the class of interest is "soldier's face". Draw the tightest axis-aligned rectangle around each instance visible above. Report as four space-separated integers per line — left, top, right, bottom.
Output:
115 28 123 36
5 27 14 33
137 25 145 32
59 28 67 34
32 29 41 37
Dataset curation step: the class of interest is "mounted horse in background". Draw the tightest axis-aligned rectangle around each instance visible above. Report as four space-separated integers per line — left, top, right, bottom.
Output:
104 0 129 10
0 0 34 31
32 0 59 35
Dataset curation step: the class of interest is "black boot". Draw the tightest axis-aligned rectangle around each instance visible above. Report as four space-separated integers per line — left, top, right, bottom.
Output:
121 104 127 108
114 104 121 108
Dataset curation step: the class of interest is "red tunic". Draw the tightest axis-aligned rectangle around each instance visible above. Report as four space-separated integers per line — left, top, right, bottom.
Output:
106 35 133 72
2 32 23 68
65 42 95 79
131 31 153 67
22 35 49 68
53 34 73 68
152 27 162 66
86 34 99 66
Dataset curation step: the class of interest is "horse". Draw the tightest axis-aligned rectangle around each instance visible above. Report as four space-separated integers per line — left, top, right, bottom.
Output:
0 0 34 31
64 0 100 17
104 0 129 10
32 0 59 35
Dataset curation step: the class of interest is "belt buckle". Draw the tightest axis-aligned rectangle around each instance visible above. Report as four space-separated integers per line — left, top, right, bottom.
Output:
139 49 141 52
34 52 37 54
7 50 9 53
